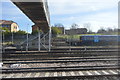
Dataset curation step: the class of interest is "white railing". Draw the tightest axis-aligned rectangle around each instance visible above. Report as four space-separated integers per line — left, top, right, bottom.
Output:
42 0 50 27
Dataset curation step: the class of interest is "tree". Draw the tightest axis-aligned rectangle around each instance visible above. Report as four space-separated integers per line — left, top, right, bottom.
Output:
31 29 42 35
32 30 38 35
0 27 11 36
97 28 107 33
107 28 113 33
83 23 91 32
113 28 119 32
53 23 64 34
71 23 79 29
87 30 95 34
15 30 27 35
54 23 64 27
0 27 10 32
51 27 62 35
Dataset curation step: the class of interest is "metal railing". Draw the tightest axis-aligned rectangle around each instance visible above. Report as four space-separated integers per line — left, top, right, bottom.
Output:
42 0 50 26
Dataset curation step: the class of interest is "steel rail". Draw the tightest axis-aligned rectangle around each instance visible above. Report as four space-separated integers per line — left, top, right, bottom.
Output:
2 66 119 73
15 47 119 51
3 50 119 54
2 74 119 80
2 72 119 80
3 53 118 58
3 56 119 61
2 64 118 70
3 59 119 64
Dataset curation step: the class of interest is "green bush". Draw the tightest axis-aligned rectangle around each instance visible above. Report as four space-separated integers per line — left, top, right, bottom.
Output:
51 27 62 35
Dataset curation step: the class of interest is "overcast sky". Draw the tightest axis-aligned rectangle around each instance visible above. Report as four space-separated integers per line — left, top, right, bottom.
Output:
1 0 119 32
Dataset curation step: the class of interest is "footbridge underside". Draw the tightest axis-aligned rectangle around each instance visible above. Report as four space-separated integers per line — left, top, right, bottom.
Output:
11 0 50 33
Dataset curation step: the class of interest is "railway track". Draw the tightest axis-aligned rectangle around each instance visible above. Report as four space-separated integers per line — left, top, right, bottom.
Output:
2 48 119 79
3 56 119 61
3 50 119 59
3 59 118 64
3 56 119 63
14 46 118 51
2 64 119 73
3 49 119 54
2 69 119 79
3 56 119 72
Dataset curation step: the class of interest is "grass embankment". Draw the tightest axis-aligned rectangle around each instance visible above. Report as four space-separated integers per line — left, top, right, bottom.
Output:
57 33 119 39
57 34 102 39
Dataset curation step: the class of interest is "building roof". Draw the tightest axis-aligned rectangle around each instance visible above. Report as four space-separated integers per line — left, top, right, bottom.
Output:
0 20 14 25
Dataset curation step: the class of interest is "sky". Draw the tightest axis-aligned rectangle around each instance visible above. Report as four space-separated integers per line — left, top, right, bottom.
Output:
0 0 119 33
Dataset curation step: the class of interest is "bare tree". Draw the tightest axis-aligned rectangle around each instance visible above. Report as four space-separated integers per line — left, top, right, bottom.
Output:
71 23 79 29
83 23 91 32
107 27 113 33
97 28 107 33
54 23 64 27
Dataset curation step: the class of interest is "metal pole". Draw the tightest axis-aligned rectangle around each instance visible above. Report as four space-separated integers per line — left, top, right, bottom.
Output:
38 29 41 51
49 26 51 52
69 29 71 51
26 33 28 51
44 36 45 46
1 30 5 53
3 31 4 52
12 32 13 44
69 39 71 51
26 24 29 52
0 29 2 64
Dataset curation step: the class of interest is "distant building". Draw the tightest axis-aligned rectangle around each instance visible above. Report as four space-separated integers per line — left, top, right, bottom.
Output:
65 28 87 35
0 20 19 32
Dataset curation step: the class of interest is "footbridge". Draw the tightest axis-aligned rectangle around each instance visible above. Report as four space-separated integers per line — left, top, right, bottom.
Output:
11 0 51 51
11 0 50 33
